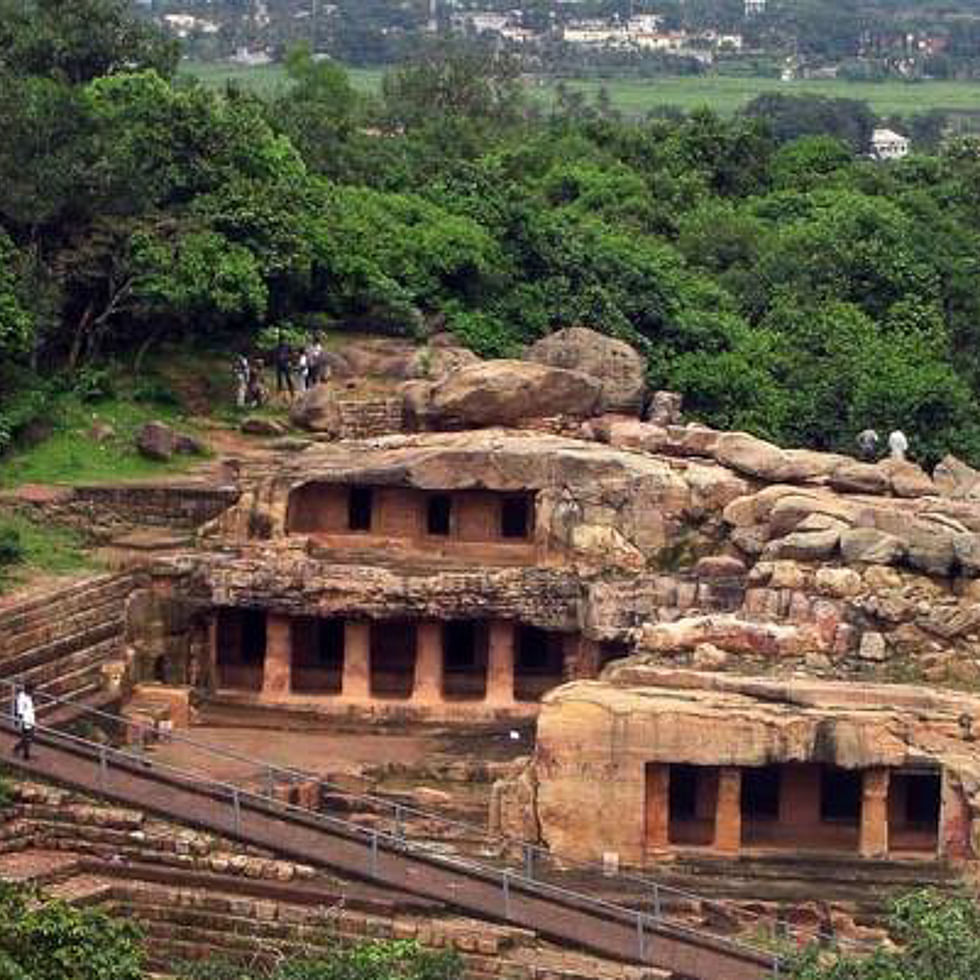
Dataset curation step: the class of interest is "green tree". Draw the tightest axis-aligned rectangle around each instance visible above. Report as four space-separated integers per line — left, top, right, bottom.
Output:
791 890 980 980
0 881 144 980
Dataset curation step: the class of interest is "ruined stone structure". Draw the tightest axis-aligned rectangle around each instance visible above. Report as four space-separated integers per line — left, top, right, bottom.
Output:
499 669 980 871
64 333 980 888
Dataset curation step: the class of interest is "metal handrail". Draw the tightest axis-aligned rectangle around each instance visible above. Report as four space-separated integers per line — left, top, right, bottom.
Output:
10 680 876 964
4 711 785 975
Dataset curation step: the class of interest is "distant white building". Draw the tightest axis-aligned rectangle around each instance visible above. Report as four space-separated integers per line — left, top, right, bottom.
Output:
871 128 910 160
745 0 766 15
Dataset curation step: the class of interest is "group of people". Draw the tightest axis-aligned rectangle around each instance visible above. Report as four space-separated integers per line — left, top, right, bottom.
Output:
856 428 909 462
233 335 329 408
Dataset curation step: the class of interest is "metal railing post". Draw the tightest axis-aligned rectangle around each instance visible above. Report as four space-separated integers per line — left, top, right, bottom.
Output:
523 845 534 880
394 804 403 842
652 882 661 920
265 767 274 798
370 831 378 877
99 745 108 791
502 870 511 918
636 911 645 959
232 789 241 835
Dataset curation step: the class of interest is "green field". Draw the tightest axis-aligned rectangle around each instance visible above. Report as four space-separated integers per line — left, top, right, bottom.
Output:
180 60 381 96
181 58 980 118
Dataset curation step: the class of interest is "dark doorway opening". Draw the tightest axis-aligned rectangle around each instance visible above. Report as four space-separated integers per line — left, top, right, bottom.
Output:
215 608 266 691
668 764 717 847
889 770 941 854
370 621 417 699
291 617 344 694
442 621 488 700
348 486 373 532
514 625 564 702
742 766 781 822
500 494 533 539
820 767 862 825
427 494 452 536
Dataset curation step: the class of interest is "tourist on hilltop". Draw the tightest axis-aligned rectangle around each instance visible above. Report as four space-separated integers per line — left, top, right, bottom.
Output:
297 349 310 391
246 358 267 408
308 337 325 385
856 428 879 461
274 336 294 396
888 429 909 461
13 684 36 761
233 353 250 409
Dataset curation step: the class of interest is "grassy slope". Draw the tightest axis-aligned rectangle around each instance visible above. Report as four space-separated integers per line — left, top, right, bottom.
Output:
0 511 95 592
181 58 980 118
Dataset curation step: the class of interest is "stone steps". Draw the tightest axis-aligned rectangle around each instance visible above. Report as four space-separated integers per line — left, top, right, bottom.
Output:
652 854 956 911
0 572 135 717
0 574 134 640
2 599 125 661
3 628 122 688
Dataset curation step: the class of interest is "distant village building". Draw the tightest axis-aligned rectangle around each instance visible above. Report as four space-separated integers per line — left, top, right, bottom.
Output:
744 0 766 16
872 127 911 161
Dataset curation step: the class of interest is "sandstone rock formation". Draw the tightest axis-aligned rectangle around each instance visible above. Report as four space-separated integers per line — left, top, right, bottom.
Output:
525 327 647 416
501 668 980 867
423 360 603 429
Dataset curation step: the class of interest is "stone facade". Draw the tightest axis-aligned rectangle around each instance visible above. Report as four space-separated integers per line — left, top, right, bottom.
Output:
496 668 980 870
125 420 980 735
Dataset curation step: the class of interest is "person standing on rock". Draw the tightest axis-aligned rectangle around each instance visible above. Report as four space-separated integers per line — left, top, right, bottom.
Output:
13 684 36 761
233 353 250 409
856 428 879 461
888 429 909 461
274 337 294 396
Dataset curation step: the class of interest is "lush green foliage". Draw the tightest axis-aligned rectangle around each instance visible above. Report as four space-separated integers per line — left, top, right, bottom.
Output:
790 890 980 979
0 880 144 980
176 940 461 980
6 10 980 467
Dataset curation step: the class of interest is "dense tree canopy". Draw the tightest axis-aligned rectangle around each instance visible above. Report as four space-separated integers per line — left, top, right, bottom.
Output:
4 8 980 467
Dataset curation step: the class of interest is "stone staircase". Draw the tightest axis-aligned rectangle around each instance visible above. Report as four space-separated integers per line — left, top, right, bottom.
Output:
0 573 138 715
335 398 404 439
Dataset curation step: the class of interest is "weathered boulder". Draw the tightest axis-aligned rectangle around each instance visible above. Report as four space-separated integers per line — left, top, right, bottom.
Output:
136 422 176 461
526 327 647 415
880 459 936 498
241 417 287 437
426 360 602 429
829 461 890 495
934 455 980 500
695 555 747 579
905 524 956 577
839 528 907 565
712 432 789 481
647 390 683 426
635 614 819 658
289 385 340 434
323 335 477 382
762 529 840 562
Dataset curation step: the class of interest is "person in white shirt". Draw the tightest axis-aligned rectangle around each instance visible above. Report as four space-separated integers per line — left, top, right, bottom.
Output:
888 430 909 461
14 685 35 761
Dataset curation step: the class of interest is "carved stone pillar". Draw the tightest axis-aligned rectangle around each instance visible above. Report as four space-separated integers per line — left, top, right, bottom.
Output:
262 614 292 698
714 768 742 856
413 621 444 703
486 620 516 704
645 764 670 852
342 621 371 700
860 768 890 858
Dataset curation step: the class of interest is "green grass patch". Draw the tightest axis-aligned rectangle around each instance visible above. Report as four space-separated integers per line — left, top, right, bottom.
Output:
0 394 199 489
180 58 980 119
0 510 95 592
180 59 382 97
547 74 980 119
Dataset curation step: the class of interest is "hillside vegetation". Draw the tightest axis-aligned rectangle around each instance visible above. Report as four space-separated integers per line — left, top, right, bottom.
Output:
4 1 980 470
